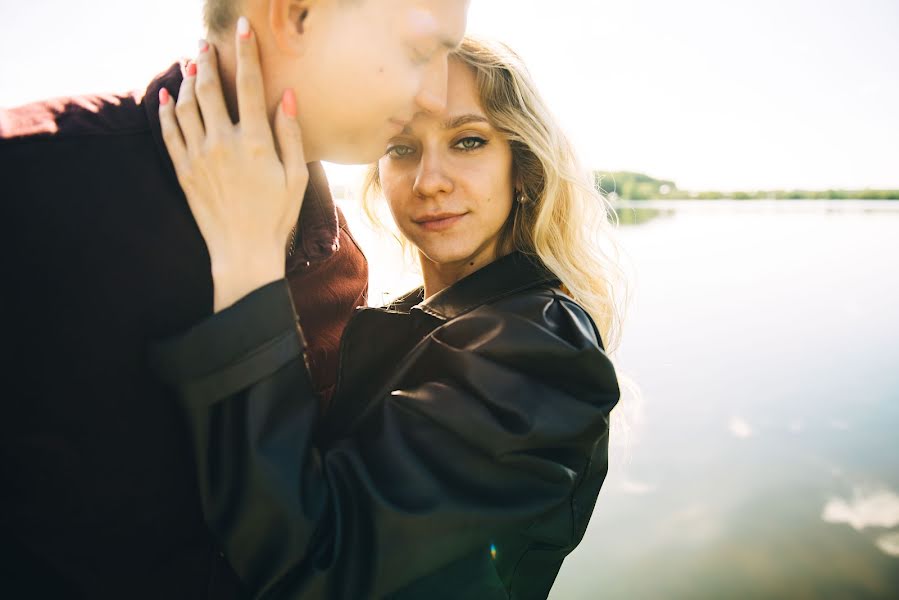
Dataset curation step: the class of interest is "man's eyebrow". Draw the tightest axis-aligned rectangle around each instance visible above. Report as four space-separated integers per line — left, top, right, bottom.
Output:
442 114 490 130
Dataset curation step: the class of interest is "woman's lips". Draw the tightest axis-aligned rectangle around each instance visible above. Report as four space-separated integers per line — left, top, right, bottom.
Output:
414 213 467 232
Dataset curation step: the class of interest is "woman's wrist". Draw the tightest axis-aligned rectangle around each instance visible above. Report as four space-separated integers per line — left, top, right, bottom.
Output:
210 248 287 312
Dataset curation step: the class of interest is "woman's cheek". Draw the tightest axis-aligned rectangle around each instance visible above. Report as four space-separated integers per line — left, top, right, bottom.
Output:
383 185 413 232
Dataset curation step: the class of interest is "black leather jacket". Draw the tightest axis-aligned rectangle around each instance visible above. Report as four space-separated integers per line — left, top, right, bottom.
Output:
151 252 620 599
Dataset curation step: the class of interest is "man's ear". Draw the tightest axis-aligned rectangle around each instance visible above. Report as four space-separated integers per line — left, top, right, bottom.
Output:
270 0 315 56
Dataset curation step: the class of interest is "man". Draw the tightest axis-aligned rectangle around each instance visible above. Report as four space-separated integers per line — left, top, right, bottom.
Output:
0 1 469 597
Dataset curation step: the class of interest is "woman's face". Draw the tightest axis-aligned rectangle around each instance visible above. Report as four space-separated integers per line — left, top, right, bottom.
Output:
378 59 516 271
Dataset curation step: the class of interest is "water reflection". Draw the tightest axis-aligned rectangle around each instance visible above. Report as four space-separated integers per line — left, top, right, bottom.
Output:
822 487 899 531
821 486 899 562
728 416 753 439
876 532 899 558
618 478 658 495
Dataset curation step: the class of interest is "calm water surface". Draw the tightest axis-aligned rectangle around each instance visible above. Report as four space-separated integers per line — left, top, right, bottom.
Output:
550 201 899 599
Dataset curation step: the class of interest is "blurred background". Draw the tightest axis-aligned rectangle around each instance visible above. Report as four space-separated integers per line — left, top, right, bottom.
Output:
3 1 898 598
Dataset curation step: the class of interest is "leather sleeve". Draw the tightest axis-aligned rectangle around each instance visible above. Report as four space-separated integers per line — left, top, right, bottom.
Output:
151 282 620 599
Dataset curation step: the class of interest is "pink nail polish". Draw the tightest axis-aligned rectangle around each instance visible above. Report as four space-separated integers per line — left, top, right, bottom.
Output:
237 17 251 40
282 89 297 118
198 39 209 53
159 88 170 106
186 62 197 77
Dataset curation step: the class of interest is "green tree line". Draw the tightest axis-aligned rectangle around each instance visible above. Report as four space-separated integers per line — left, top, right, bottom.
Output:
594 171 899 200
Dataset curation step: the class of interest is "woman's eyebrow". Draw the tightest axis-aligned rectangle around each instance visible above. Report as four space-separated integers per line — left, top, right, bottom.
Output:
442 114 489 130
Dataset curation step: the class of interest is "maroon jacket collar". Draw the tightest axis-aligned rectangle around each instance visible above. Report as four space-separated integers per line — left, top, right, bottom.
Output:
143 62 340 267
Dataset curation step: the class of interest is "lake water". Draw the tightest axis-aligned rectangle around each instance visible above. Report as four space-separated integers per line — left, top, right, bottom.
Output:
550 200 899 599
341 199 899 599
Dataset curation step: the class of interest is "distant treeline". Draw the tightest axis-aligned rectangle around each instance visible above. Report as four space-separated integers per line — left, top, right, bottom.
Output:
594 171 899 200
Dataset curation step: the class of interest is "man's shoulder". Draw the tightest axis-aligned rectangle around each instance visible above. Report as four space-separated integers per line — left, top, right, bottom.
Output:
0 90 150 148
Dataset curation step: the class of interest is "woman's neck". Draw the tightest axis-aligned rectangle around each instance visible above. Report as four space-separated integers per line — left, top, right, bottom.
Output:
208 34 323 163
419 246 505 299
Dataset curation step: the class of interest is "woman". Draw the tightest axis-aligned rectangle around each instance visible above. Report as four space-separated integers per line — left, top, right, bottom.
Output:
153 29 624 600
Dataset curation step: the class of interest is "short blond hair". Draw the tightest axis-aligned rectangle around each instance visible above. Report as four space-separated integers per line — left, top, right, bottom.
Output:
204 0 365 34
204 0 242 34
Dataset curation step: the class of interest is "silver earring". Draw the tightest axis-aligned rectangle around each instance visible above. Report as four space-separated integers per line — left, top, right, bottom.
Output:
515 189 529 204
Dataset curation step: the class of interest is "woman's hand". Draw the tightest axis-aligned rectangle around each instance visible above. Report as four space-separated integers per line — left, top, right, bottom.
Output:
158 17 308 312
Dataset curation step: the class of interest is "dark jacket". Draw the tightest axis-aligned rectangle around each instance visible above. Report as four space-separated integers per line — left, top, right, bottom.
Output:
0 63 367 599
152 252 620 599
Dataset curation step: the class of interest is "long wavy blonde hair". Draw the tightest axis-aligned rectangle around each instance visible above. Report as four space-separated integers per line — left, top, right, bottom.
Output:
362 36 628 354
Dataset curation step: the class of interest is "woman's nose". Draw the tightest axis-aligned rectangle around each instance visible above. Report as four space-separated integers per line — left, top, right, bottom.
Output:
412 152 453 198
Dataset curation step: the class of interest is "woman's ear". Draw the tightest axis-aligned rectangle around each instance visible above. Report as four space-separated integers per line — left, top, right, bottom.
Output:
270 0 314 56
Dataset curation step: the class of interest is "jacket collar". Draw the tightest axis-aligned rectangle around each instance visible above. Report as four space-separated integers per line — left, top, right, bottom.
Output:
392 252 559 321
142 62 340 266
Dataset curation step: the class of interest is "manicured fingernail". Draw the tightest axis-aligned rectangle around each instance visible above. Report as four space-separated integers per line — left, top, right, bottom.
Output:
186 61 197 77
282 89 297 118
198 39 209 53
237 16 251 40
159 88 170 106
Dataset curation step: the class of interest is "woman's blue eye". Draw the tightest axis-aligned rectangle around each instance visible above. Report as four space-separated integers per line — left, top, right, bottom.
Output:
455 137 487 151
387 145 415 158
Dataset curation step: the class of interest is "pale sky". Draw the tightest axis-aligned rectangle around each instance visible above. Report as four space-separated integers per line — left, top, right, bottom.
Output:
2 0 897 191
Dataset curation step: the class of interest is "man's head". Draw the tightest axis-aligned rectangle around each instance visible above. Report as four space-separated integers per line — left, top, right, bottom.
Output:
203 0 470 164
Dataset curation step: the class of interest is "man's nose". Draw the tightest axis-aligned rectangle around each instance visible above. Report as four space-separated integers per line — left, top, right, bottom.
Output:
415 57 449 115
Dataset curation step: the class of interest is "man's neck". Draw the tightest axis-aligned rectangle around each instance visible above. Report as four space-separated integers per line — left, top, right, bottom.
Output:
209 36 319 163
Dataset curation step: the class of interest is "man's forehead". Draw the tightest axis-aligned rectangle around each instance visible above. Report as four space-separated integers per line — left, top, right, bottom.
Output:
405 0 468 47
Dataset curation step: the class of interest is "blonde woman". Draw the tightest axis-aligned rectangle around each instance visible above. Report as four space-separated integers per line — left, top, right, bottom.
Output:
153 34 624 600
